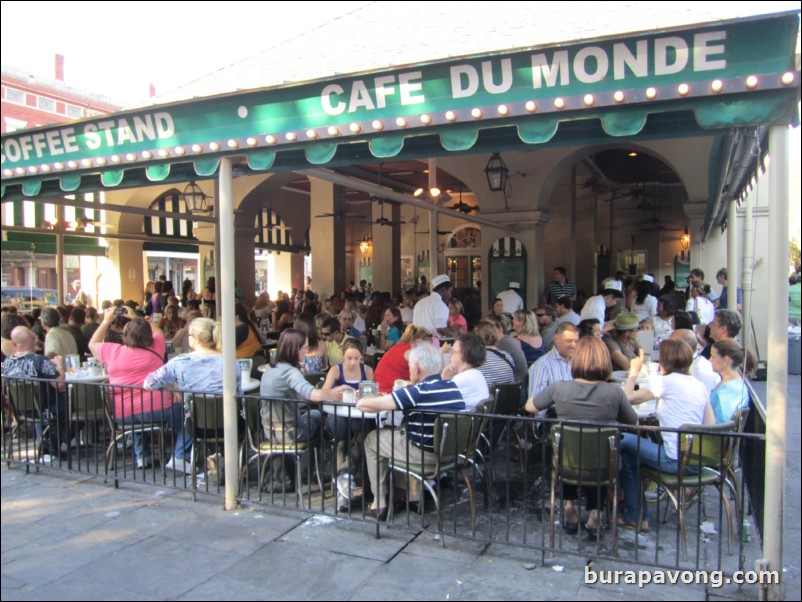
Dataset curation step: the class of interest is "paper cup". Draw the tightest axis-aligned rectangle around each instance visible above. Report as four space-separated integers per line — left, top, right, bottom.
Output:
342 389 355 405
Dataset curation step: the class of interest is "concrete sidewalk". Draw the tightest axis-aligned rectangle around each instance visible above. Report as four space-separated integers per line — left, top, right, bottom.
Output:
0 465 775 601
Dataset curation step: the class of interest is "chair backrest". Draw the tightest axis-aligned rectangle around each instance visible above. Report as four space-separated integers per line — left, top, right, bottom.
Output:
191 393 225 434
551 424 620 485
436 413 475 462
6 379 43 416
71 382 104 417
492 383 522 416
304 372 326 387
681 421 735 471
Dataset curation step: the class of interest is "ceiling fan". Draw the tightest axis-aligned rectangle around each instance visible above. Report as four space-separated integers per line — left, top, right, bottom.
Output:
444 184 477 214
314 208 362 219
362 199 405 227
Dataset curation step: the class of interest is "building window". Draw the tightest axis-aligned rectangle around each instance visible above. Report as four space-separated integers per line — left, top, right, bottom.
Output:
37 96 56 112
66 104 84 118
5 88 25 104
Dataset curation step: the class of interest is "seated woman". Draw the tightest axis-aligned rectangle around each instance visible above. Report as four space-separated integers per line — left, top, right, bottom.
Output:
158 304 185 341
474 320 516 387
709 339 750 423
272 300 294 332
488 297 505 320
259 328 345 491
89 306 179 470
235 303 265 358
171 310 202 355
373 325 432 394
294 312 327 375
525 336 638 536
578 318 602 339
511 309 544 363
621 340 715 532
447 299 468 336
441 333 489 410
378 307 405 350
143 317 241 474
322 338 375 503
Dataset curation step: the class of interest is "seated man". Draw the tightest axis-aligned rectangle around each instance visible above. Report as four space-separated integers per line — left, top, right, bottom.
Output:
3 325 69 453
357 343 465 519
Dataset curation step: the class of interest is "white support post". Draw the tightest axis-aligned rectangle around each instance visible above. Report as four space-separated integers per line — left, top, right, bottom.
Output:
218 158 239 511
763 125 789 601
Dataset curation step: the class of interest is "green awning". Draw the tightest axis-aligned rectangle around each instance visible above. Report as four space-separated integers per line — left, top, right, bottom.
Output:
1 12 798 207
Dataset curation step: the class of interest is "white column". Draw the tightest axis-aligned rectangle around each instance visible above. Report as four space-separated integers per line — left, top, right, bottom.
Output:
764 125 789 601
742 191 755 348
727 199 739 313
218 158 239 511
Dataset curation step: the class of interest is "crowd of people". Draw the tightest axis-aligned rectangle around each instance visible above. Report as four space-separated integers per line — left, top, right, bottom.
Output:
1 264 759 525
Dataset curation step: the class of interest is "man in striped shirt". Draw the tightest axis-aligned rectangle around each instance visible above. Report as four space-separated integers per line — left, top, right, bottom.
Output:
358 343 465 519
528 323 579 398
543 267 578 307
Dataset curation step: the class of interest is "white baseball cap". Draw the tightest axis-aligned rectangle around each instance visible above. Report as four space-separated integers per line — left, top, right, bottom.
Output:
432 274 451 290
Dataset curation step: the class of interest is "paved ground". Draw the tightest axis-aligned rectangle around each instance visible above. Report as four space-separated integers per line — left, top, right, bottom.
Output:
2 375 799 601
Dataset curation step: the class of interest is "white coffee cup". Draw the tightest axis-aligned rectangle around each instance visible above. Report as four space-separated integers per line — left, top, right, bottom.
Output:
393 379 408 391
342 388 355 405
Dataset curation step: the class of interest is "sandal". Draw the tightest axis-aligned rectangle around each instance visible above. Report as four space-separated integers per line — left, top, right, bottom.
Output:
563 521 579 535
582 521 600 538
617 517 651 533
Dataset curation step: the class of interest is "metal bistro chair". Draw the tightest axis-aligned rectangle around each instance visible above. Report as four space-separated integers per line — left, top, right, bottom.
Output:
189 393 226 500
238 396 323 508
388 413 476 538
461 398 495 510
69 382 106 447
303 372 326 389
103 385 166 476
5 379 49 464
490 382 526 475
550 424 621 553
640 421 739 557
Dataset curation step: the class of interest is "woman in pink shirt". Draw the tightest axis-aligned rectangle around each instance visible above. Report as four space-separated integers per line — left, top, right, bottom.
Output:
89 307 182 469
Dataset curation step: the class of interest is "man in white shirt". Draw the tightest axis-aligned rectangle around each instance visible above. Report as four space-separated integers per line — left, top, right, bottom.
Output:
497 282 524 315
412 274 453 338
580 279 624 332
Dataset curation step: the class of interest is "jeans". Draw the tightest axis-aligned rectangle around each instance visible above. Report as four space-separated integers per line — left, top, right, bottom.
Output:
620 433 678 524
120 402 189 461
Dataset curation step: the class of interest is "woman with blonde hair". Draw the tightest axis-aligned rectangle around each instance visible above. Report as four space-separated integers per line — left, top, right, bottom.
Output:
144 317 242 474
511 309 544 363
447 299 468 335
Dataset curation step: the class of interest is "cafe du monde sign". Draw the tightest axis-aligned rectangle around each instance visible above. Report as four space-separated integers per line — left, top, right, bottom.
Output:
2 15 797 182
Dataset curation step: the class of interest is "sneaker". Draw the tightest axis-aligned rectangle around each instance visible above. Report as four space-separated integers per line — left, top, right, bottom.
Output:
166 457 193 474
136 456 153 469
644 482 664 501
